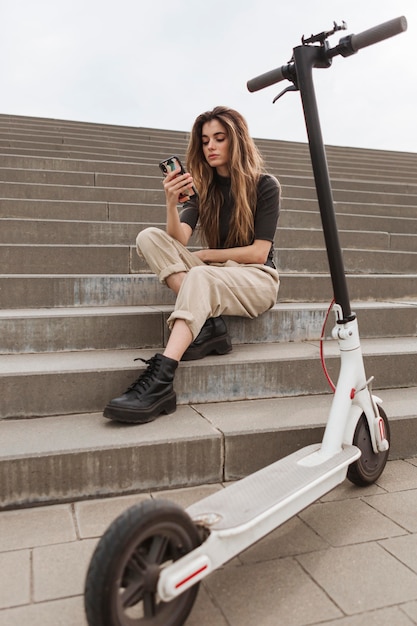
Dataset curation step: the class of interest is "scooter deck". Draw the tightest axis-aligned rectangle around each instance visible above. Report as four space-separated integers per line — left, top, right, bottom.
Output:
187 444 360 531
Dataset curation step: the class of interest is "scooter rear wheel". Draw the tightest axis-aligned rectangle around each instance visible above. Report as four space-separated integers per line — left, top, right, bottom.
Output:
347 407 390 486
84 498 201 626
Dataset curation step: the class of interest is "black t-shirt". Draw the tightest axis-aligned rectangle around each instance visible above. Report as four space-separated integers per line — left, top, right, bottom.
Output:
179 173 280 265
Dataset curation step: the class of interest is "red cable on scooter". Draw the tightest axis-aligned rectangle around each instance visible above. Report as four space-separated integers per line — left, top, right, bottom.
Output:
320 298 336 392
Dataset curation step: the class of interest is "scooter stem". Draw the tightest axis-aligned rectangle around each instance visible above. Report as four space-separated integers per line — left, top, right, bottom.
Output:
293 44 355 323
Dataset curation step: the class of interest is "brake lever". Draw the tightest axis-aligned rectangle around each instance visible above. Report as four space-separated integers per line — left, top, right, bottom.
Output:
273 84 299 103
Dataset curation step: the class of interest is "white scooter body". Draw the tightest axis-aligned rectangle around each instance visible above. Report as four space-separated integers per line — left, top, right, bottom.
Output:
157 314 388 602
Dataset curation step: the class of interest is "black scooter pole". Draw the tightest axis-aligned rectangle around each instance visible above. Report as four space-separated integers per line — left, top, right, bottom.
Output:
293 44 355 323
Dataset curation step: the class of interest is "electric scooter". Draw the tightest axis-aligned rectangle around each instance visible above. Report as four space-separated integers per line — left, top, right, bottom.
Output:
84 16 408 626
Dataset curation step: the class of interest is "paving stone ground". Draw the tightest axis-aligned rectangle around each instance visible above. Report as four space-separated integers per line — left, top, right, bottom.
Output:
1 458 417 626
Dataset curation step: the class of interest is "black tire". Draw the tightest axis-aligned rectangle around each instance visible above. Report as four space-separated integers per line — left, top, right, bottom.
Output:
84 498 201 626
347 407 390 486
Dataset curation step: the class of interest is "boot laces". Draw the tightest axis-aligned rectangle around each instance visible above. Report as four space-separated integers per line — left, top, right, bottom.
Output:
126 355 160 393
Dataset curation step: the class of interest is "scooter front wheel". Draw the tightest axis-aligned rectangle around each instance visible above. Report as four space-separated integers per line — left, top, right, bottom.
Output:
347 407 390 486
84 498 201 626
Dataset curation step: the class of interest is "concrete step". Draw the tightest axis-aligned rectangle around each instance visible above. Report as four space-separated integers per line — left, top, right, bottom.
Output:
0 154 154 174
0 142 416 182
1 301 416 354
232 194 417 220
1 337 416 419
1 386 416 508
3 142 417 182
2 166 417 198
3 218 413 252
0 198 417 234
0 218 152 245
0 244 133 274
2 181 417 216
1 114 417 163
275 248 417 274
129 246 417 275
4 195 417 230
2 195 417 228
1 243 416 275
1 273 416 308
281 209 417 235
2 153 417 183
0 198 166 222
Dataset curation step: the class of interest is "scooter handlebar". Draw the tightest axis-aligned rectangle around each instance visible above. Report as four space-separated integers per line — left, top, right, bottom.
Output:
349 15 407 52
247 16 407 92
247 64 291 93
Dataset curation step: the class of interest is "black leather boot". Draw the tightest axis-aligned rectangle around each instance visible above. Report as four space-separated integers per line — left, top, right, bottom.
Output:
103 353 178 424
181 316 232 361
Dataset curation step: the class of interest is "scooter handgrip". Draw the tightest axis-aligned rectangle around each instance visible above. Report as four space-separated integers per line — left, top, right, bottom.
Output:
247 66 286 92
350 16 407 52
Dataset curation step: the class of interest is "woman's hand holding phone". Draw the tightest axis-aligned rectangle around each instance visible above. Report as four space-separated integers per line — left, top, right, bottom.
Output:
163 168 194 205
159 156 196 205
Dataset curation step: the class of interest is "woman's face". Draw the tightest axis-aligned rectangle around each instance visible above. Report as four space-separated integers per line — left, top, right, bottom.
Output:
201 119 230 176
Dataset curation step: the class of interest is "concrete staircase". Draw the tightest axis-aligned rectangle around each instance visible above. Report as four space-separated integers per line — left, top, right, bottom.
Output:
1 113 416 509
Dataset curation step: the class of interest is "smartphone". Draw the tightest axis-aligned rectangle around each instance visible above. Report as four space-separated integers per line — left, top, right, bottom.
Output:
159 155 196 202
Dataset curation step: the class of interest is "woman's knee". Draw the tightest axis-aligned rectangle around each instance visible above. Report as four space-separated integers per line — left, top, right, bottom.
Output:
136 227 167 254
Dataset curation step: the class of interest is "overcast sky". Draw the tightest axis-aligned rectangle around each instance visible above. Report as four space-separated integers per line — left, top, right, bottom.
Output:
1 0 415 153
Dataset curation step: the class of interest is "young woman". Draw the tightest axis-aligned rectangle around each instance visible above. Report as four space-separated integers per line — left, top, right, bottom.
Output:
104 106 280 424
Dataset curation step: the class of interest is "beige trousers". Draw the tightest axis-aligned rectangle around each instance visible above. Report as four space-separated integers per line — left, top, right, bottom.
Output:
136 227 280 340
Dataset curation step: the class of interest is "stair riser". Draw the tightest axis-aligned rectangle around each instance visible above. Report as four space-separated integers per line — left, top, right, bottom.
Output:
224 415 417 482
0 437 222 509
2 180 417 207
9 242 416 275
0 199 167 222
2 413 415 509
2 129 417 170
282 210 417 235
1 351 416 419
1 220 405 252
0 219 405 255
131 247 417 276
1 245 415 275
2 154 416 183
1 274 416 308
3 195 415 223
1 305 416 353
2 167 416 197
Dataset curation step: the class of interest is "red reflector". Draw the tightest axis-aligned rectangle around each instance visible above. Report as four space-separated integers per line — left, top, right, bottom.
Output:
175 564 208 589
378 417 385 439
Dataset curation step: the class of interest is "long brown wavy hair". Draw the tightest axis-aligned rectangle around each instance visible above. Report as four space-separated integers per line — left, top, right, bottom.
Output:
186 106 265 249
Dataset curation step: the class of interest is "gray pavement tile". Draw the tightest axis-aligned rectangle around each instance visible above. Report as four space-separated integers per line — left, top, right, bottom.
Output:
299 498 405 546
204 558 342 626
153 483 223 509
317 606 415 625
0 550 30 610
374 459 417 492
379 533 417 574
75 493 150 538
364 490 417 532
0 505 76 551
402 601 417 623
239 516 327 563
297 543 417 615
33 539 98 602
0 596 88 626
186 585 229 626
